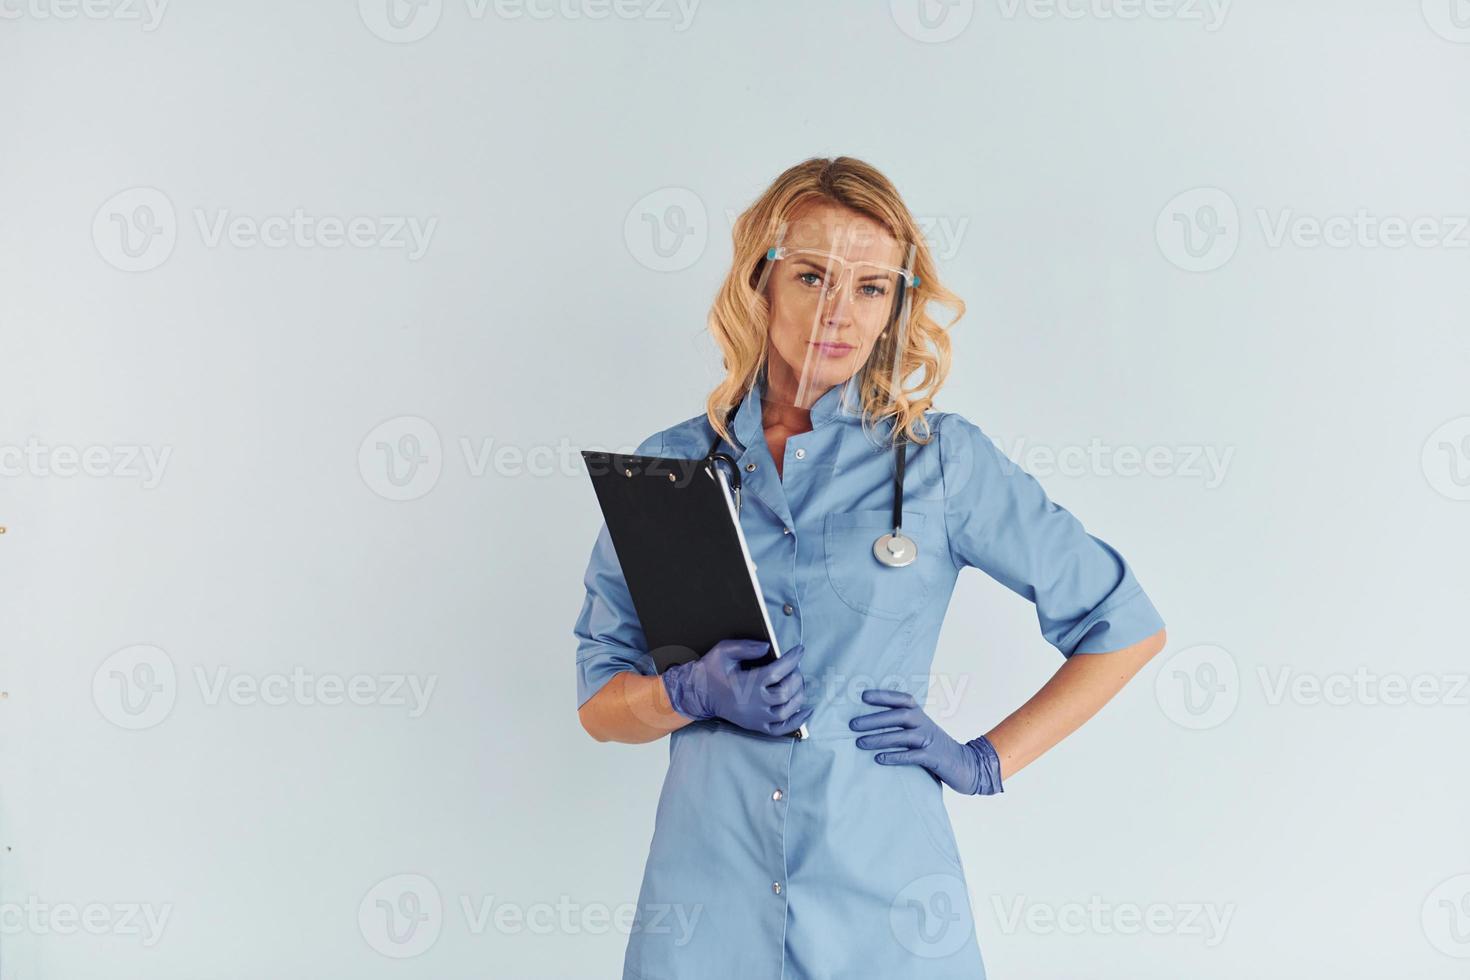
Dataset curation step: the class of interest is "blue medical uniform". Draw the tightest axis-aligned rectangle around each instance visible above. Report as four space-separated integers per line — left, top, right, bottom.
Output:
573 372 1165 979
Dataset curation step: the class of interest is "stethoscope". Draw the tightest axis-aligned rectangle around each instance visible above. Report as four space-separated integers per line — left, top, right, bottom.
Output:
705 402 917 568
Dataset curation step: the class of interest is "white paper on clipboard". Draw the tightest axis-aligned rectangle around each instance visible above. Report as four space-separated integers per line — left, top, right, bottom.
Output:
709 463 810 741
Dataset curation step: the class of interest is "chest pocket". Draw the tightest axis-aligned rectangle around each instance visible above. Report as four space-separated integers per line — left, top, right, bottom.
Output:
823 508 939 621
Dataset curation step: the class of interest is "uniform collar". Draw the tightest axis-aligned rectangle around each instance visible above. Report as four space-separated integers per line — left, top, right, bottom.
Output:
730 367 862 452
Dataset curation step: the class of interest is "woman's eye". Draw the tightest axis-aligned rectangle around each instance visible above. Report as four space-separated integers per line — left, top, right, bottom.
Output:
859 284 888 299
797 272 823 288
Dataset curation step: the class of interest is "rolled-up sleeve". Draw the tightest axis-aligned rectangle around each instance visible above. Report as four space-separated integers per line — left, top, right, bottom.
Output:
572 432 663 707
938 413 1164 657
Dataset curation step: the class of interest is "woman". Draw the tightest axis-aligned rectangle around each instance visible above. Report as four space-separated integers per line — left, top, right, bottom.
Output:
574 157 1166 979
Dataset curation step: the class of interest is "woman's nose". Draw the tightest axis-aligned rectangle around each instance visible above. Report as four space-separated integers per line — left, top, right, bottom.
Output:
821 275 856 326
821 294 854 328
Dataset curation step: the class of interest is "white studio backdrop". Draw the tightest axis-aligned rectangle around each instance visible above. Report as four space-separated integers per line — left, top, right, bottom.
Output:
2 1 1469 977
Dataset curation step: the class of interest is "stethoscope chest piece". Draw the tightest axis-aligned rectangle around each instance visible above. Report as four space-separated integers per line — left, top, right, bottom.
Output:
708 402 919 570
873 531 917 568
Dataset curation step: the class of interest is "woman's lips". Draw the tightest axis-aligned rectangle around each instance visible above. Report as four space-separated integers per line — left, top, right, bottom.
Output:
811 341 855 356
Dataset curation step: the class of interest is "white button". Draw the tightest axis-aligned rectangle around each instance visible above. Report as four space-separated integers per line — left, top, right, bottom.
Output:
744 462 756 472
772 881 782 895
772 789 783 801
782 527 792 535
794 448 806 459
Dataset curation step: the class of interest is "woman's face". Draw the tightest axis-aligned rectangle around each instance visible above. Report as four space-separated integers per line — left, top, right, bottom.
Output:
761 202 907 409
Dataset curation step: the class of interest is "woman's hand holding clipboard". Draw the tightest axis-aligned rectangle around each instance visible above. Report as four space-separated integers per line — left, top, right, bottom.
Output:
580 448 810 740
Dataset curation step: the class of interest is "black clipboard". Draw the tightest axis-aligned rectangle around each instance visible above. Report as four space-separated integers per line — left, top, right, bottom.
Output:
580 448 807 739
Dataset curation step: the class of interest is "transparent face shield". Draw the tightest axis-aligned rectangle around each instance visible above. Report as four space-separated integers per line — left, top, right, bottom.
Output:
706 209 923 577
750 213 919 437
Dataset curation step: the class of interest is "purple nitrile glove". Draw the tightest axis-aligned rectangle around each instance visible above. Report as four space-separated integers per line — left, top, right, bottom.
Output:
663 640 812 737
850 688 1004 795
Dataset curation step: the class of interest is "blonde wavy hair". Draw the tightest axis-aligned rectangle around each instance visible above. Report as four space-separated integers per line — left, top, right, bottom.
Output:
705 156 964 448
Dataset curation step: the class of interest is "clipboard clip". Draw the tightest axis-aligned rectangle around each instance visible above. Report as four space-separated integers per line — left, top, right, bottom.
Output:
706 452 742 514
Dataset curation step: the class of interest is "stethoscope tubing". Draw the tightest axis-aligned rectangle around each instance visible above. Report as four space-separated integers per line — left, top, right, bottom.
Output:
705 403 915 567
